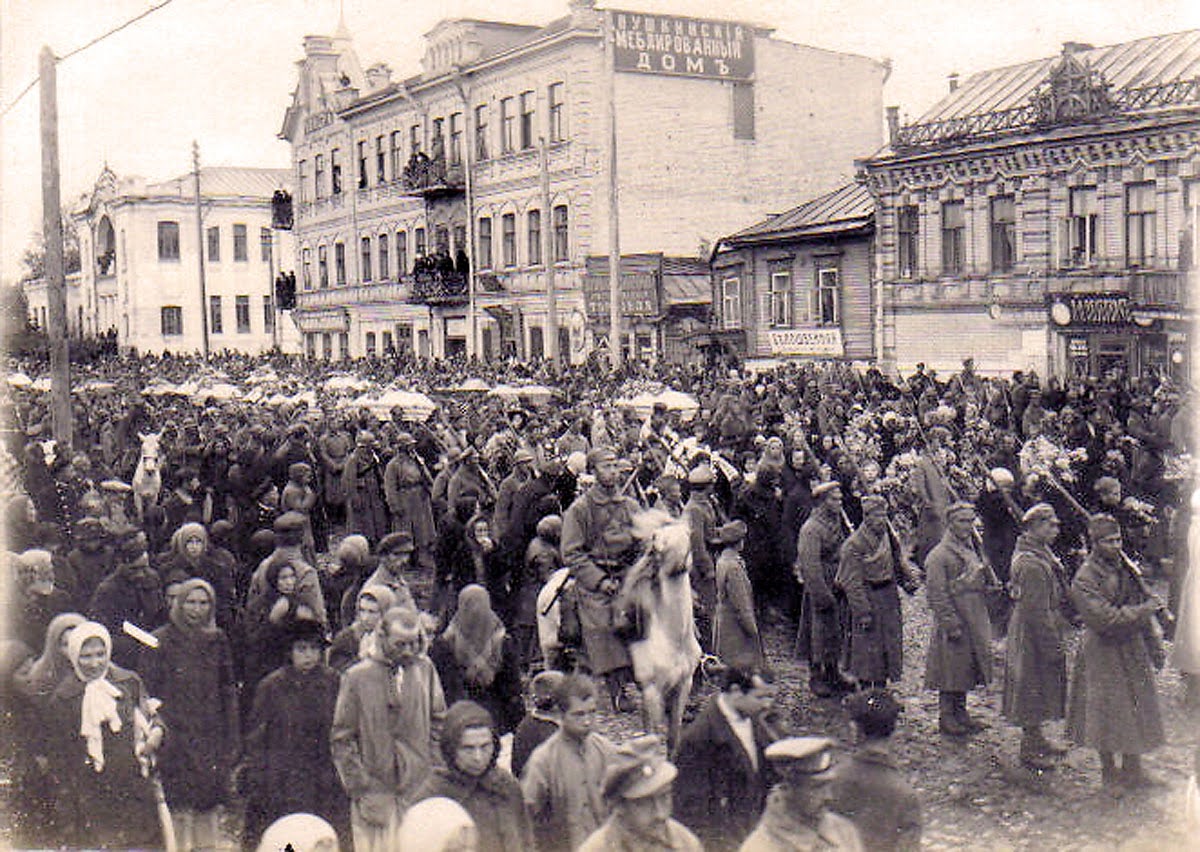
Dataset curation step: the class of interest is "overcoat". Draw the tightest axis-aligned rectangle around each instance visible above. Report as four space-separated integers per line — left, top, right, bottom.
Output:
1001 535 1069 725
1065 553 1164 753
836 524 903 683
795 507 847 665
829 742 923 852
923 533 992 691
383 452 436 548
342 448 390 543
714 547 763 672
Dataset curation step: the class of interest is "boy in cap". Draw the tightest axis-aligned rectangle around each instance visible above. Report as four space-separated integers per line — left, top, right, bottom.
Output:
741 737 862 851
511 670 566 779
830 690 922 852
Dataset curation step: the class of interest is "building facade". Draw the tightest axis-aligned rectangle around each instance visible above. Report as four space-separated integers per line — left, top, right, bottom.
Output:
279 0 886 362
709 182 876 366
861 34 1198 380
62 166 297 355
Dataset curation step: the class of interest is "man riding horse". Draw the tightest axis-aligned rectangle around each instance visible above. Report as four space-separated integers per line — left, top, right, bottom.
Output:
561 446 641 712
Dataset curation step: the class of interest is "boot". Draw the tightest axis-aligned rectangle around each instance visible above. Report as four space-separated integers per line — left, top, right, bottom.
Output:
1027 726 1069 757
828 664 857 695
809 665 836 699
939 692 969 736
1019 727 1057 770
1100 752 1124 799
1120 754 1166 789
954 693 987 733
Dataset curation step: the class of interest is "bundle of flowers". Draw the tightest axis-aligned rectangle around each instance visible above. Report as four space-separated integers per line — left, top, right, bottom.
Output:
841 411 882 466
1019 434 1086 483
882 450 922 515
1163 452 1195 482
1122 495 1157 526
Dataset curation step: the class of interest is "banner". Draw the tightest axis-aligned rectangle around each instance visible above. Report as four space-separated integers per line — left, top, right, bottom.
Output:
767 327 844 357
610 10 755 81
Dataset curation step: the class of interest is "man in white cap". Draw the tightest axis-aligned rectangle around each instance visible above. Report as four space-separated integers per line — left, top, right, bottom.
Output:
740 737 862 851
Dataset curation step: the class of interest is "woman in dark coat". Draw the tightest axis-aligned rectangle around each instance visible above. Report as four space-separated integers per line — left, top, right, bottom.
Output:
138 577 239 849
45 621 165 849
1066 513 1166 795
429 585 524 735
241 619 348 849
157 522 238 630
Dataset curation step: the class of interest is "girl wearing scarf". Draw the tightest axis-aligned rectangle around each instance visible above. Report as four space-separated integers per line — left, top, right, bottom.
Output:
429 585 524 735
46 621 165 849
139 577 239 850
158 523 237 630
329 584 397 673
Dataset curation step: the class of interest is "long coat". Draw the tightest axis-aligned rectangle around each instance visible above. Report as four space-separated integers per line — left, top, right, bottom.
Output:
415 765 533 852
1001 535 1069 725
1066 554 1165 753
714 547 763 672
428 633 525 735
829 742 923 852
923 533 992 691
836 524 903 683
795 507 847 665
561 485 640 675
342 448 390 544
383 451 436 548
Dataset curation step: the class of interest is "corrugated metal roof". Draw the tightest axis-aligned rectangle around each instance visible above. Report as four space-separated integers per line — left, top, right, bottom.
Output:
917 30 1200 124
663 273 711 306
147 167 293 200
725 183 873 243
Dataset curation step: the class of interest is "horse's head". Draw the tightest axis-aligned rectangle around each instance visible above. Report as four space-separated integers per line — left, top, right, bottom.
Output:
631 508 693 579
137 431 162 474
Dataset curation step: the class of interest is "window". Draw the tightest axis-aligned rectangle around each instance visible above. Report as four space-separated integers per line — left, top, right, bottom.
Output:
941 200 965 274
260 227 272 263
453 224 466 255
306 333 316 358
475 105 490 160
376 135 386 184
298 160 308 203
318 245 329 288
314 154 325 199
478 217 493 269
236 295 251 333
1183 181 1200 271
435 226 450 255
449 112 462 166
520 90 536 150
161 306 182 336
410 124 421 158
365 332 377 357
209 296 223 334
396 230 408 275
553 205 569 262
207 226 220 262
390 132 402 181
302 247 313 289
233 224 248 261
1126 182 1156 268
732 82 755 140
335 241 346 286
322 333 332 360
431 118 444 160
897 205 919 279
157 221 180 261
338 332 349 360
527 209 542 265
361 237 373 282
721 276 741 329
548 83 565 142
415 227 427 260
382 331 393 353
378 233 389 279
500 97 515 154
1067 186 1098 266
263 295 274 331
357 140 368 189
502 213 516 267
816 267 840 325
990 195 1015 272
331 148 342 195
768 269 791 327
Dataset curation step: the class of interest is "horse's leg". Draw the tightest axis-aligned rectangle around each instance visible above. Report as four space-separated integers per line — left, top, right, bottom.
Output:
641 681 665 741
666 674 693 758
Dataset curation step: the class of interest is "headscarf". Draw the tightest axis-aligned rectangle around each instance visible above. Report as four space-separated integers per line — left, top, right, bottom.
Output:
168 577 219 635
443 585 505 689
397 797 476 852
21 611 85 695
170 522 208 564
355 584 397 662
65 621 122 772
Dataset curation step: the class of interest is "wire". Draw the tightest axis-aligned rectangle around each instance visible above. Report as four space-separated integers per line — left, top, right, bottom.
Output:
0 0 176 119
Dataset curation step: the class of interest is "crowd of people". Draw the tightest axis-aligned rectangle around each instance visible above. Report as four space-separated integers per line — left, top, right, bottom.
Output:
1 346 1197 851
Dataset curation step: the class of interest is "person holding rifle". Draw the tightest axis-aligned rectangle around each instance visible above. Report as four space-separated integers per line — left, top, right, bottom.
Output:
1066 513 1166 797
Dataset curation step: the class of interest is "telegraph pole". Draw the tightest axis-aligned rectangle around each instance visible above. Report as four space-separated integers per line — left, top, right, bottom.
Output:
193 141 210 357
39 47 72 450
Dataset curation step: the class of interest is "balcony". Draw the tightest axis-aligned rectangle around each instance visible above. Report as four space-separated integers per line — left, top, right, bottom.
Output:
297 280 411 308
410 271 468 305
400 151 465 199
1129 270 1190 309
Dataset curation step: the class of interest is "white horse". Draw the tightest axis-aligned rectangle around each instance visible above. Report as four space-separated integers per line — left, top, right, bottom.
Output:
616 509 702 755
131 431 162 522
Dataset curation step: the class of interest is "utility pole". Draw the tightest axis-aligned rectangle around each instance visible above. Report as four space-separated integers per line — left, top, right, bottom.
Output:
604 11 622 372
539 136 558 366
193 141 210 357
39 47 72 450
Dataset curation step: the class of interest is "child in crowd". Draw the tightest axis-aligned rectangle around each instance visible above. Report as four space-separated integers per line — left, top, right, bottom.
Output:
511 670 565 779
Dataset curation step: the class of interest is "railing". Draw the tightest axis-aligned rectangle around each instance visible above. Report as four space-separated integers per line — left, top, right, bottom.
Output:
400 152 465 196
410 271 468 304
1129 270 1190 308
297 280 410 307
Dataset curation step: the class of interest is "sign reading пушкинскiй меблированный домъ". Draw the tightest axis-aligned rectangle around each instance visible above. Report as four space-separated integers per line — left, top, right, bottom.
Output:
609 9 755 81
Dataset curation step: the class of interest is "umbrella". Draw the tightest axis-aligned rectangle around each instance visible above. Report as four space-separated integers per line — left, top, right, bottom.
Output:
452 378 490 392
244 370 279 386
488 384 556 405
347 389 438 421
192 382 241 403
30 378 52 393
77 380 117 395
616 389 700 419
324 374 373 392
6 373 32 388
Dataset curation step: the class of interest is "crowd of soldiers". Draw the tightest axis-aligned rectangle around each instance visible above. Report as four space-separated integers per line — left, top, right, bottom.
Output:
1 347 1197 851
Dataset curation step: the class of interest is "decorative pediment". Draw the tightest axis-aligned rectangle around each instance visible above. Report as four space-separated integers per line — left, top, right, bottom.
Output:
1032 46 1113 126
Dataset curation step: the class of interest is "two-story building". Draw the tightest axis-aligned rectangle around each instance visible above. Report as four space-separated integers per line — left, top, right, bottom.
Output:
61 165 297 355
279 0 887 362
860 33 1198 381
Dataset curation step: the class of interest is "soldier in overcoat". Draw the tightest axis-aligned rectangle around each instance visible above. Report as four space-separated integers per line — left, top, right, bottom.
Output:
561 447 641 711
795 482 851 697
924 502 993 735
1001 503 1071 769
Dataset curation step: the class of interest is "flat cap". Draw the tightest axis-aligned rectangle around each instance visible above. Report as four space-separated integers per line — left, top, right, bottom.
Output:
946 501 976 519
1088 513 1121 540
378 530 416 555
1021 502 1058 525
844 688 903 729
273 511 308 534
812 481 842 499
100 479 132 494
764 736 836 778
687 463 715 485
586 446 618 471
714 520 748 546
861 494 887 515
513 447 535 465
602 735 677 800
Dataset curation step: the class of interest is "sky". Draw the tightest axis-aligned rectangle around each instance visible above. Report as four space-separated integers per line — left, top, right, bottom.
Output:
2 0 1199 285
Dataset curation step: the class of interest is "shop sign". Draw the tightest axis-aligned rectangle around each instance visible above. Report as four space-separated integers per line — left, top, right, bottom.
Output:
610 10 755 81
767 327 844 357
1048 293 1132 327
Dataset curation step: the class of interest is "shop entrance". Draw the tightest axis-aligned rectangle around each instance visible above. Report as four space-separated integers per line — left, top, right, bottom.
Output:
1095 336 1131 379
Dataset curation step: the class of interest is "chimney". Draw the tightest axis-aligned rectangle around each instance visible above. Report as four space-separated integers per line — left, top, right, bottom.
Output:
886 106 900 143
948 72 960 92
364 63 392 91
1062 41 1094 55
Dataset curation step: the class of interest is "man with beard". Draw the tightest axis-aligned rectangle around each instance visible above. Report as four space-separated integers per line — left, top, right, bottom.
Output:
86 528 166 669
561 447 641 712
331 606 447 851
795 482 853 698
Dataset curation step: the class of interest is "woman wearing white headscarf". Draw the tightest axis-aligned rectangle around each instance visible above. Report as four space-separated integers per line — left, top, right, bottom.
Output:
46 620 165 848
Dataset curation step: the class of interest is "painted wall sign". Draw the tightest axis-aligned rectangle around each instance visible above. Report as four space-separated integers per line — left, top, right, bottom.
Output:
767 327 844 356
610 10 755 81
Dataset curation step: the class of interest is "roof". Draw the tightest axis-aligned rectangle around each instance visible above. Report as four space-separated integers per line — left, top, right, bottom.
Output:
723 183 873 245
147 167 293 200
662 257 711 306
